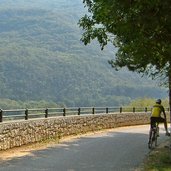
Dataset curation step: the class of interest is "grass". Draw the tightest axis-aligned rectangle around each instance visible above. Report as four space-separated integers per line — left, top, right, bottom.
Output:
141 140 171 171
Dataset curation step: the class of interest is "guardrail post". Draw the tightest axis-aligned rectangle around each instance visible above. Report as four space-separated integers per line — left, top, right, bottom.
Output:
45 108 48 118
106 107 108 114
133 107 135 113
92 107 95 114
78 108 81 115
63 108 66 116
0 109 3 122
120 107 122 113
25 109 28 120
145 107 147 112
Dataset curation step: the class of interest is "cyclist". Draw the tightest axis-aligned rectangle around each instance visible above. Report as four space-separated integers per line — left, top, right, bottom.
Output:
150 99 170 136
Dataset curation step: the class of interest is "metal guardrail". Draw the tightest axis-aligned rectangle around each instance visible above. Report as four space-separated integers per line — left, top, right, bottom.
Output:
0 106 160 123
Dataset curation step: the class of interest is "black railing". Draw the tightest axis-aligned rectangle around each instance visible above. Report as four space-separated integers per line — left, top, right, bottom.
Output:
0 106 159 123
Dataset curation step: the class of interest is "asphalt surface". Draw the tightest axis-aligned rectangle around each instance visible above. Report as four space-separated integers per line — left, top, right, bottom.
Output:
0 125 169 171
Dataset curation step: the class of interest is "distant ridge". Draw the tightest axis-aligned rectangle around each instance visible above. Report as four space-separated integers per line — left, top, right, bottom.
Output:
0 0 167 107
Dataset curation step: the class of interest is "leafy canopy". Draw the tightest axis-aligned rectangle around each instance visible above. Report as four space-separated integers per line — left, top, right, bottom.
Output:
79 0 171 84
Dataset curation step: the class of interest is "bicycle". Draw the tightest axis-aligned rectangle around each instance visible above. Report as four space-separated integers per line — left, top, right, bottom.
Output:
148 122 159 149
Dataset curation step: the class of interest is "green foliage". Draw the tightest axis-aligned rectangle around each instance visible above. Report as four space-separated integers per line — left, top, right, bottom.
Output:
143 142 171 171
0 0 167 107
79 0 171 86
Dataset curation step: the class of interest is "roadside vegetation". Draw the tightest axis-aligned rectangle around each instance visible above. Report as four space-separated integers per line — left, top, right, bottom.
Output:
141 140 171 171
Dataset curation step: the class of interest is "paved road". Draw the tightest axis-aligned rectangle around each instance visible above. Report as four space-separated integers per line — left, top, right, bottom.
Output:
0 125 169 171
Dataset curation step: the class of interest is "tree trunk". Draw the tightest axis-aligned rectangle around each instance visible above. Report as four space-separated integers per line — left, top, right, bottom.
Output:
169 69 171 128
169 84 171 124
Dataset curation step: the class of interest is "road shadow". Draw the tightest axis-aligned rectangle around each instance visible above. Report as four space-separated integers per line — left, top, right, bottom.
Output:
0 125 169 171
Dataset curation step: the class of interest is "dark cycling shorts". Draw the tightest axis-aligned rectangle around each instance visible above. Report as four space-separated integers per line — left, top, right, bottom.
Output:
150 117 165 128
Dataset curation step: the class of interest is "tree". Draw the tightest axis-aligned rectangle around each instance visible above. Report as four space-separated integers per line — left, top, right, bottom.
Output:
79 0 171 120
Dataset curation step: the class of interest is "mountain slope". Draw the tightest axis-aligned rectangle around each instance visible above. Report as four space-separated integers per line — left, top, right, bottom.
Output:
0 0 167 107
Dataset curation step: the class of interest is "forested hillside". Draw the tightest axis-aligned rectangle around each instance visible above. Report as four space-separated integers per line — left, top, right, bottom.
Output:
0 0 167 107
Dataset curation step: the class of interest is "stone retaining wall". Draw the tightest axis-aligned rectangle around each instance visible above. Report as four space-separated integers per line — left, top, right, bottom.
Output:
0 112 151 150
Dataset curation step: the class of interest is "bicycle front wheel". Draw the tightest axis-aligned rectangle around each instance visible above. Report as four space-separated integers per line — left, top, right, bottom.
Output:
148 131 155 149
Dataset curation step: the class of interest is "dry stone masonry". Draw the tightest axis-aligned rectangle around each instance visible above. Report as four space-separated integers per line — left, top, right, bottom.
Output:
0 112 151 150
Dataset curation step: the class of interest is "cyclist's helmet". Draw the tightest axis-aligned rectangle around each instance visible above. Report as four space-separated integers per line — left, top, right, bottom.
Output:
156 99 161 104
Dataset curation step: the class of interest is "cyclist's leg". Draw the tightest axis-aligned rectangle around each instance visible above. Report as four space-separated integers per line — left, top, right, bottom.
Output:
150 117 157 128
156 117 170 135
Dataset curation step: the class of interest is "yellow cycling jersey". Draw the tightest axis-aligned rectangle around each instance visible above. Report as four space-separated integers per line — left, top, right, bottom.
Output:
151 104 164 117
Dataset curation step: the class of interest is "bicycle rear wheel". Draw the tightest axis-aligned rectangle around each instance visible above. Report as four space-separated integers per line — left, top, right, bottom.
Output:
155 131 158 147
148 140 152 149
148 130 155 149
